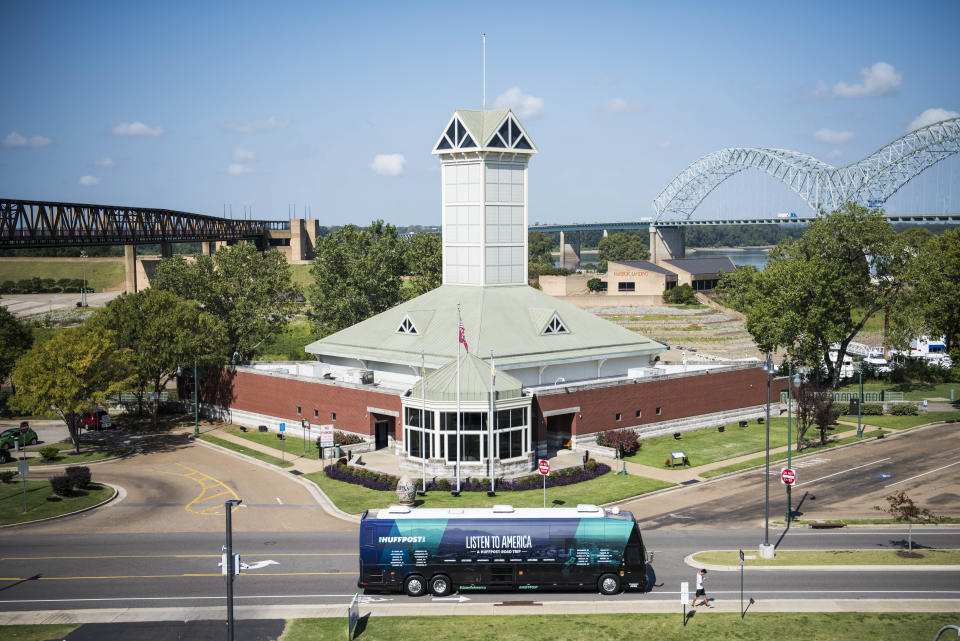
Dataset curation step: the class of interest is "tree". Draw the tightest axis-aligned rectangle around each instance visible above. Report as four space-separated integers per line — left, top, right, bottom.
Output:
598 232 650 273
405 232 442 297
904 227 960 366
152 244 300 361
0 307 32 389
729 203 910 388
307 220 406 337
11 327 133 453
794 383 834 452
875 490 944 552
528 231 555 266
716 265 759 312
587 277 603 293
91 289 227 425
663 283 697 305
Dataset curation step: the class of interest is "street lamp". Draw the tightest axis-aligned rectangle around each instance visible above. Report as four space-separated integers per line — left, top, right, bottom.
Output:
80 250 87 307
760 353 775 559
224 498 242 641
857 360 864 438
786 365 801 523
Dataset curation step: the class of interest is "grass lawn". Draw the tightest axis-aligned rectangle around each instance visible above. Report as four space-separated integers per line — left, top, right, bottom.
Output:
0 625 79 641
289 264 313 290
842 410 960 430
306 469 674 515
284 613 955 641
258 322 316 361
0 259 124 291
692 549 960 566
0 440 129 468
626 417 797 468
700 434 865 478
198 434 294 468
220 425 321 458
0 481 114 526
836 381 960 402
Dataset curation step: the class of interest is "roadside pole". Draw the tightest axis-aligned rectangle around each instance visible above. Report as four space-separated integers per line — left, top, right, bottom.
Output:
739 549 745 618
279 423 286 463
17 438 28 512
680 581 689 626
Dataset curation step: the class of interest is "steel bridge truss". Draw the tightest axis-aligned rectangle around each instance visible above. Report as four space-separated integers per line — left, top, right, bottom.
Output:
652 117 960 222
0 199 286 248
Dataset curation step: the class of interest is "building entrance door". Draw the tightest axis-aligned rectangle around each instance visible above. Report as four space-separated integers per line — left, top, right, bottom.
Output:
374 419 391 450
546 413 574 451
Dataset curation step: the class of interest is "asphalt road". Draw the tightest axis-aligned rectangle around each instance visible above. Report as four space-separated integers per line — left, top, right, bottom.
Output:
1 528 958 613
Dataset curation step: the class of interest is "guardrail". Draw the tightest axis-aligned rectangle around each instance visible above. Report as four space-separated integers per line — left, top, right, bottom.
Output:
779 390 904 404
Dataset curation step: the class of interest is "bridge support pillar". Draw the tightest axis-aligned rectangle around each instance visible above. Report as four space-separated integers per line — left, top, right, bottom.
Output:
649 226 685 262
557 231 580 269
124 245 138 293
160 241 173 258
602 229 608 238
200 241 212 256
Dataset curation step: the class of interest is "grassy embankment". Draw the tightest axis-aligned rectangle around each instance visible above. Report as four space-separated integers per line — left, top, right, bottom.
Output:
0 439 129 468
692 549 960 566
0 481 114 526
197 434 293 468
283 613 956 641
0 259 125 291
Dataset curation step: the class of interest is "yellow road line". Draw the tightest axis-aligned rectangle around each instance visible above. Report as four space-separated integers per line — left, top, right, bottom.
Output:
1 553 357 561
0 571 357 580
151 463 240 516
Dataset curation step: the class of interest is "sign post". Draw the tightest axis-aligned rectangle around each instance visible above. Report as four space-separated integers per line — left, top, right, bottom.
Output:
680 580 689 626
739 549 745 618
18 459 28 512
347 592 360 640
278 422 286 462
319 424 335 460
538 459 550 508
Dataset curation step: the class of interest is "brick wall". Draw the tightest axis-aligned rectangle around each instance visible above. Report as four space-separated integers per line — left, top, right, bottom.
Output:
202 369 402 436
532 367 788 437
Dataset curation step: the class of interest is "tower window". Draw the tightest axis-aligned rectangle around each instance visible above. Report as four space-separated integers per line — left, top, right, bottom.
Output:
542 314 568 335
397 316 418 335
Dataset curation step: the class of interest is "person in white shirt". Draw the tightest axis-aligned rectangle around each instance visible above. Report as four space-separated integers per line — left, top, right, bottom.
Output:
691 569 712 607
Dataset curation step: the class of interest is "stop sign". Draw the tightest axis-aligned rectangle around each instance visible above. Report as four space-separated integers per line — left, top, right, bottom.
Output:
538 459 550 475
781 468 796 485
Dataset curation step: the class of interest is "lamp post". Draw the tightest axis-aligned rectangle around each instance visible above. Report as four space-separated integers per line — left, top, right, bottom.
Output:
80 250 87 307
224 498 242 641
760 353 775 559
857 360 864 438
786 366 801 523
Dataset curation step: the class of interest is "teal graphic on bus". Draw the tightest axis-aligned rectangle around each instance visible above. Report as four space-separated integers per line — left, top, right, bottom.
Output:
358 504 650 596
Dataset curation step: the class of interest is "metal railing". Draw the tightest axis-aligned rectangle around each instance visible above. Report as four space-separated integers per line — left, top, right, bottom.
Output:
779 390 904 404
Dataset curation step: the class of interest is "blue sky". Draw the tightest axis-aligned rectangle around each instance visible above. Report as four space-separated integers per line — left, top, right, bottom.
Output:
2 1 958 225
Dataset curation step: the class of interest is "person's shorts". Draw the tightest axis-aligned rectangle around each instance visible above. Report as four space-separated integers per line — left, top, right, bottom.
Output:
695 588 705 596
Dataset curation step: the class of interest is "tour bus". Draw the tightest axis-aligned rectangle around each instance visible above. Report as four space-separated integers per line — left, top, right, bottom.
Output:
358 504 650 597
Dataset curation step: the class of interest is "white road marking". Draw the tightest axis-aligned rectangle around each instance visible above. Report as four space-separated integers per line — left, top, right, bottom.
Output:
884 460 960 488
795 458 891 487
767 458 830 474
240 559 279 570
276 497 283 504
432 595 471 602
669 513 694 519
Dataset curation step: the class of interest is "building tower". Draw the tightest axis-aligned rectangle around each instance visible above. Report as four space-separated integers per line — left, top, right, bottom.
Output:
432 110 537 286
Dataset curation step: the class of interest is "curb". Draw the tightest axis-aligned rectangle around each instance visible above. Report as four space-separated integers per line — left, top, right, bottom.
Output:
5 449 135 474
683 551 960 572
0 483 119 529
194 437 360 524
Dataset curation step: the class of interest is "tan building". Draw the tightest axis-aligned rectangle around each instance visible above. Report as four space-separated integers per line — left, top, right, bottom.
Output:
601 260 678 295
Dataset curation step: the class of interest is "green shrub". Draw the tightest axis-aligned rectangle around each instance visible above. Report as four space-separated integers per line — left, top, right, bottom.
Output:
39 445 60 461
663 283 697 305
584 459 598 472
50 475 72 496
0 470 15 483
333 431 363 446
890 404 919 416
861 403 884 415
66 466 92 489
587 277 603 292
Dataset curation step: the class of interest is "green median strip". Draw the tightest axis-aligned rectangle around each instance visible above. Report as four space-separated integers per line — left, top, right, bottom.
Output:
774 517 960 526
842 410 960 430
198 434 294 468
283 613 957 641
305 470 674 515
219 425 321 457
0 624 80 641
692 549 960 566
0 481 114 526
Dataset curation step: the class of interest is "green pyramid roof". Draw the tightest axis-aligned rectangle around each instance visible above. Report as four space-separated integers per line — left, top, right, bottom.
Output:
409 352 523 402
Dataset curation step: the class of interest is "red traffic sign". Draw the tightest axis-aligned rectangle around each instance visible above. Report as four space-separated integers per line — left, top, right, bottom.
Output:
780 468 797 486
538 459 550 476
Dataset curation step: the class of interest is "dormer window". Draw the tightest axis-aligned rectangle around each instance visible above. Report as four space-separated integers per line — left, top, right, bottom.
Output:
543 314 568 335
397 316 418 335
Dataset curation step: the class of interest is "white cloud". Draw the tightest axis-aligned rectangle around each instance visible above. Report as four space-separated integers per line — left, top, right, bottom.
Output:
233 147 256 162
370 153 405 176
826 149 844 159
814 128 854 144
223 116 290 133
94 157 115 168
657 140 675 149
111 121 164 136
3 131 53 148
832 62 902 98
908 108 959 131
604 98 647 115
227 163 253 175
493 87 544 119
78 175 101 186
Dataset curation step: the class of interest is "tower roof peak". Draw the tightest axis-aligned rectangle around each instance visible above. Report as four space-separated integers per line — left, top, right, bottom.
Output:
433 109 537 154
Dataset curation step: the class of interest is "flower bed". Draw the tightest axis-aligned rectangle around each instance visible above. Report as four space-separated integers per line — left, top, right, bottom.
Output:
324 459 611 493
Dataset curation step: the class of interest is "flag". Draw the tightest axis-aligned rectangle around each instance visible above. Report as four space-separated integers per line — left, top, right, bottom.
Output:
458 313 468 353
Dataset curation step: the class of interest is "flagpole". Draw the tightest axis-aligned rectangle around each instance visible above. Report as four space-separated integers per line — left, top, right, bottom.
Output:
488 348 495 496
456 303 462 494
420 349 426 495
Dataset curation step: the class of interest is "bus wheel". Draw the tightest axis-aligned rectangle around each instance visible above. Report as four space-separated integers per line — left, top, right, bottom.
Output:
430 574 452 597
404 575 427 597
598 573 621 595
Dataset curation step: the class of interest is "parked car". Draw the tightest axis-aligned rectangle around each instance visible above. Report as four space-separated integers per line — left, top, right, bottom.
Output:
80 410 112 430
0 425 38 448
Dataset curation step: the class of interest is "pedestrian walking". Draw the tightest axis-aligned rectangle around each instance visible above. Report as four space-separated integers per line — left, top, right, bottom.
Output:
690 569 712 607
